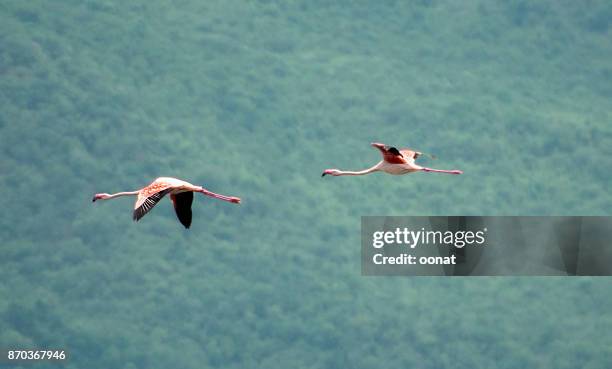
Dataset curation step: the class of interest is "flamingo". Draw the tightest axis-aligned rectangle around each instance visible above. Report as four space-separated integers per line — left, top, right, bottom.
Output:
92 177 241 228
322 142 463 177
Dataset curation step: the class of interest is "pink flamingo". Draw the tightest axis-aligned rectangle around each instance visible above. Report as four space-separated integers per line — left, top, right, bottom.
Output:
92 177 241 228
322 142 463 177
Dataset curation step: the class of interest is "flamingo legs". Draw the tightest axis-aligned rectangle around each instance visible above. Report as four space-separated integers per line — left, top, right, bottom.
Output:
421 167 463 175
199 188 241 203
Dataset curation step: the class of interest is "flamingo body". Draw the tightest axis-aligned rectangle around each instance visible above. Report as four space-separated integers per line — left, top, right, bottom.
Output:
322 142 463 177
93 177 240 228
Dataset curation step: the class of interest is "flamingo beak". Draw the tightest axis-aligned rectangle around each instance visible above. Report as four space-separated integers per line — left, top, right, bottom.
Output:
92 196 97 202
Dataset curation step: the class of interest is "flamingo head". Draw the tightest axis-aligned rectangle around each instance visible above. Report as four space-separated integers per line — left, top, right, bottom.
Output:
92 193 110 202
322 169 342 177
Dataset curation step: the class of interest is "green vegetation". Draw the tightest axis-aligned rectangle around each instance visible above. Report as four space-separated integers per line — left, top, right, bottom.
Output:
1 0 611 368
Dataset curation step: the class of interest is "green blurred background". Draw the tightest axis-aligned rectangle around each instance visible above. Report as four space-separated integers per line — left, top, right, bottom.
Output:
1 0 611 368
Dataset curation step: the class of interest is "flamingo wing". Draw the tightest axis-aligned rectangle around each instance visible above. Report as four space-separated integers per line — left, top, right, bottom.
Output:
400 148 418 160
171 192 193 229
133 183 173 222
383 147 408 164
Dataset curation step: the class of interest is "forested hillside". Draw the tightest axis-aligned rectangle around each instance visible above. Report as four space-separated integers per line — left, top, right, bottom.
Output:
1 1 611 368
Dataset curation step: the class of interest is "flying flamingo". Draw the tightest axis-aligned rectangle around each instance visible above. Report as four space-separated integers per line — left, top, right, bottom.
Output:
92 177 241 228
322 142 463 177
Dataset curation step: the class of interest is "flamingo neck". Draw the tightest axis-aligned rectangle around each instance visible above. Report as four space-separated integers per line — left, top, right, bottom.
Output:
106 191 139 199
337 164 381 176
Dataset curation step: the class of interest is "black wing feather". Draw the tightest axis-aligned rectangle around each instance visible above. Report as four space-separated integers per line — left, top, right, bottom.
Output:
133 189 172 222
173 192 194 229
388 147 402 156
